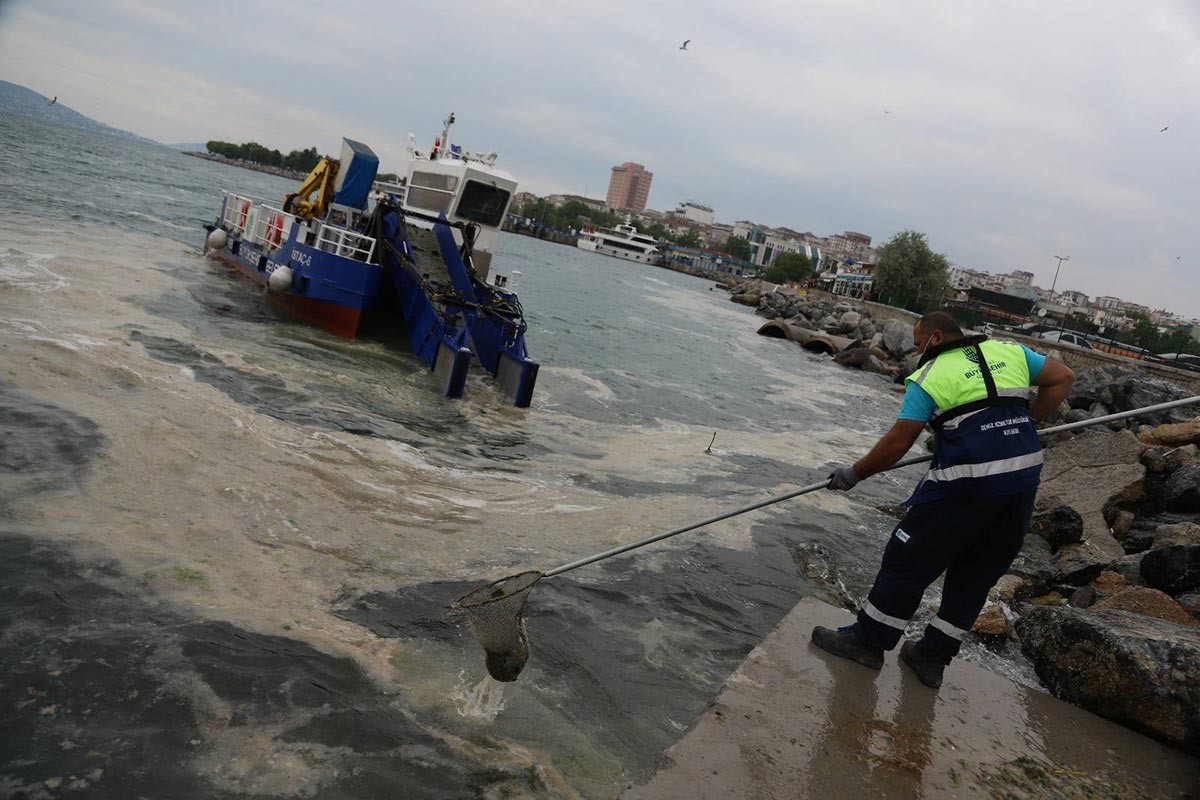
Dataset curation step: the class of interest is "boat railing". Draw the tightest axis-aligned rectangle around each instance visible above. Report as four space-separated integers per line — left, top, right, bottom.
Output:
220 192 258 235
315 221 377 262
247 205 298 253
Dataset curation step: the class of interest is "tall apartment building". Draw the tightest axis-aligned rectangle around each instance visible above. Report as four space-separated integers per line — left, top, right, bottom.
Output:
606 162 653 212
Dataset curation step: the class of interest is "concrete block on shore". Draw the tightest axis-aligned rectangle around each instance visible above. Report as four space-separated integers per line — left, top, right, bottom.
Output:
622 598 1198 799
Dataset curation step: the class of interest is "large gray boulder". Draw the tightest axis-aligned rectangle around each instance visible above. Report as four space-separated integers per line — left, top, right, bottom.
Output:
832 347 871 368
1154 521 1200 549
881 318 913 356
1037 430 1145 561
1140 544 1200 595
1015 606 1200 754
838 310 862 330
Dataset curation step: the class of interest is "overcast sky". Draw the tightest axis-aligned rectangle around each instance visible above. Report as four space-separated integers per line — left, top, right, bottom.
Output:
1 0 1197 315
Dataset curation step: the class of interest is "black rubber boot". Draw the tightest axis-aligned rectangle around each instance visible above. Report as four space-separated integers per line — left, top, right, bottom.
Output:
900 640 945 689
811 625 884 670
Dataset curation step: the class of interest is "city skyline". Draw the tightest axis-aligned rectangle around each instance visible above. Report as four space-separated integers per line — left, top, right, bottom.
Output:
1 0 1197 315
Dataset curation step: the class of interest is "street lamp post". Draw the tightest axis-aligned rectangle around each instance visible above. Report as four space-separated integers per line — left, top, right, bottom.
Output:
1050 254 1070 294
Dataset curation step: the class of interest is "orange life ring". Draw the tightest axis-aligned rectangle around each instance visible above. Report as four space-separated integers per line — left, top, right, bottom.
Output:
268 213 284 247
239 200 251 231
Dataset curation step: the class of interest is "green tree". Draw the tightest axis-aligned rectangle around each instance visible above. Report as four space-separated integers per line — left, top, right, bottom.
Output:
764 251 814 284
723 236 752 261
676 228 702 248
873 230 950 311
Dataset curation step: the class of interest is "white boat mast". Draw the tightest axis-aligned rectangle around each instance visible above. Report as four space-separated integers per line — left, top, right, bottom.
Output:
440 112 455 158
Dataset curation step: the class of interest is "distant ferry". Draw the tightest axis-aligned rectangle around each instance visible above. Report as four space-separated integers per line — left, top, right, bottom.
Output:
577 223 663 265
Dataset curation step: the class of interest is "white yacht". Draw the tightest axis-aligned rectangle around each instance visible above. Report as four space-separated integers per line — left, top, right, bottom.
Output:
577 222 663 265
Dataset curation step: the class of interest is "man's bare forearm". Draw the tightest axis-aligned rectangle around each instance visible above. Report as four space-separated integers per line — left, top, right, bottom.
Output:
1029 360 1075 422
853 421 926 478
1030 382 1072 422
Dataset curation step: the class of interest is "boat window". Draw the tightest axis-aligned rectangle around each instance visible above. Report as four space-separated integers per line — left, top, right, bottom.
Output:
407 172 457 213
411 172 458 191
456 181 510 226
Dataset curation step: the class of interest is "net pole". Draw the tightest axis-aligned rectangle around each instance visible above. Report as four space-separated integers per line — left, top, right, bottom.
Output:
542 394 1200 580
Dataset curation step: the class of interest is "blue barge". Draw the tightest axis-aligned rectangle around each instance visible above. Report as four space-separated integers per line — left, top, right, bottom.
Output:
203 125 538 407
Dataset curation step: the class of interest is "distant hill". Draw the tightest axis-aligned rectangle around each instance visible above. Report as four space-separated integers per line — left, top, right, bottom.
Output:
0 80 155 143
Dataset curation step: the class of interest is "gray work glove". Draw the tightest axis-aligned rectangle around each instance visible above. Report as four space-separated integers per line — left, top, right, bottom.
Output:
827 465 862 491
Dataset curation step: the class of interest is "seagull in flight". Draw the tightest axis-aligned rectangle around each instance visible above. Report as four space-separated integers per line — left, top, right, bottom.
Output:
679 39 690 50
883 108 893 115
1161 126 1169 133
48 96 57 106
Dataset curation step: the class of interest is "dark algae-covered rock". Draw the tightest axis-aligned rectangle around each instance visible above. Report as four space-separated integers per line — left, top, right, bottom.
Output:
1029 505 1084 550
1015 606 1200 754
1140 544 1200 595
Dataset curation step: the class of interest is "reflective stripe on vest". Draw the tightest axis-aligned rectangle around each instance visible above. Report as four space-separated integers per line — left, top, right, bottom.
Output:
904 338 1042 504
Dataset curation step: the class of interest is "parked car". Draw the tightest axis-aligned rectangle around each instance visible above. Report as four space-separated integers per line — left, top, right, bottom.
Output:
1153 353 1200 373
1036 330 1093 349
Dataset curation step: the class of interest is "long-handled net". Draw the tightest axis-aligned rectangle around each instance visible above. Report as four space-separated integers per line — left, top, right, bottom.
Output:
451 395 1200 681
450 571 541 681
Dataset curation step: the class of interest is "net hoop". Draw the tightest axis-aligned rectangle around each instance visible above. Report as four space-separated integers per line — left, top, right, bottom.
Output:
449 570 543 611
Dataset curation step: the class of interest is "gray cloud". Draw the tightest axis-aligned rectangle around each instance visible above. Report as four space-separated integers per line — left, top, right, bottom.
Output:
1 0 1197 314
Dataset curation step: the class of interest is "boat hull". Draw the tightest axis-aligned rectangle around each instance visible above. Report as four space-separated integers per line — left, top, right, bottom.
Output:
588 243 663 265
209 248 368 338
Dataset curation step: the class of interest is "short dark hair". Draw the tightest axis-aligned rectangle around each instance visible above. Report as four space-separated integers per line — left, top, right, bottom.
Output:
916 311 963 337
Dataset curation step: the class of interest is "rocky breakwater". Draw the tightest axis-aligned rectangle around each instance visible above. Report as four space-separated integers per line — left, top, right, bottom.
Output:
723 279 919 380
972 373 1200 755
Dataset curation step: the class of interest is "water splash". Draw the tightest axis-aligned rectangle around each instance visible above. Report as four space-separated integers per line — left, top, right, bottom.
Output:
454 673 507 721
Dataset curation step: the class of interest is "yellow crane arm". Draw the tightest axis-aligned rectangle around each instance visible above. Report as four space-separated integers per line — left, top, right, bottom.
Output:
283 157 339 220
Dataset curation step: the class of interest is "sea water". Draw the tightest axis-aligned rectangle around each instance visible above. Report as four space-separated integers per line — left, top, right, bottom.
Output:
0 112 1037 798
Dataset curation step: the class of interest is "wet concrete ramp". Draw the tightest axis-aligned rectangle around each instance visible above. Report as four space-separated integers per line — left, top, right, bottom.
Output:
622 598 1199 799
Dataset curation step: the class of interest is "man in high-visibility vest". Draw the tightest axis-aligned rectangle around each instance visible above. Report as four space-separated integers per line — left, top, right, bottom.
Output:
814 312 1075 688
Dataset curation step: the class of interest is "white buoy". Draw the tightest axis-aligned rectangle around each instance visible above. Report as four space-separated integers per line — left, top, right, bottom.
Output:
268 266 293 292
205 228 228 253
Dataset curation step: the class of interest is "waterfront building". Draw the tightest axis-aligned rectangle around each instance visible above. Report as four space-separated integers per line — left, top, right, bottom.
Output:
1118 299 1151 316
546 193 607 211
1096 295 1121 310
672 201 715 225
740 225 820 269
947 266 992 293
704 222 734 247
606 162 653 212
1059 289 1088 306
825 231 873 263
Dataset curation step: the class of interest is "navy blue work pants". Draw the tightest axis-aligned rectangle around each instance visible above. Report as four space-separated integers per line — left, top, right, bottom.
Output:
855 490 1036 664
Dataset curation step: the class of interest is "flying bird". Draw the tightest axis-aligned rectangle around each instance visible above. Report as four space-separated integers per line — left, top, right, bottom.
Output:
883 108 893 115
679 39 690 50
1160 126 1169 133
48 96 56 106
